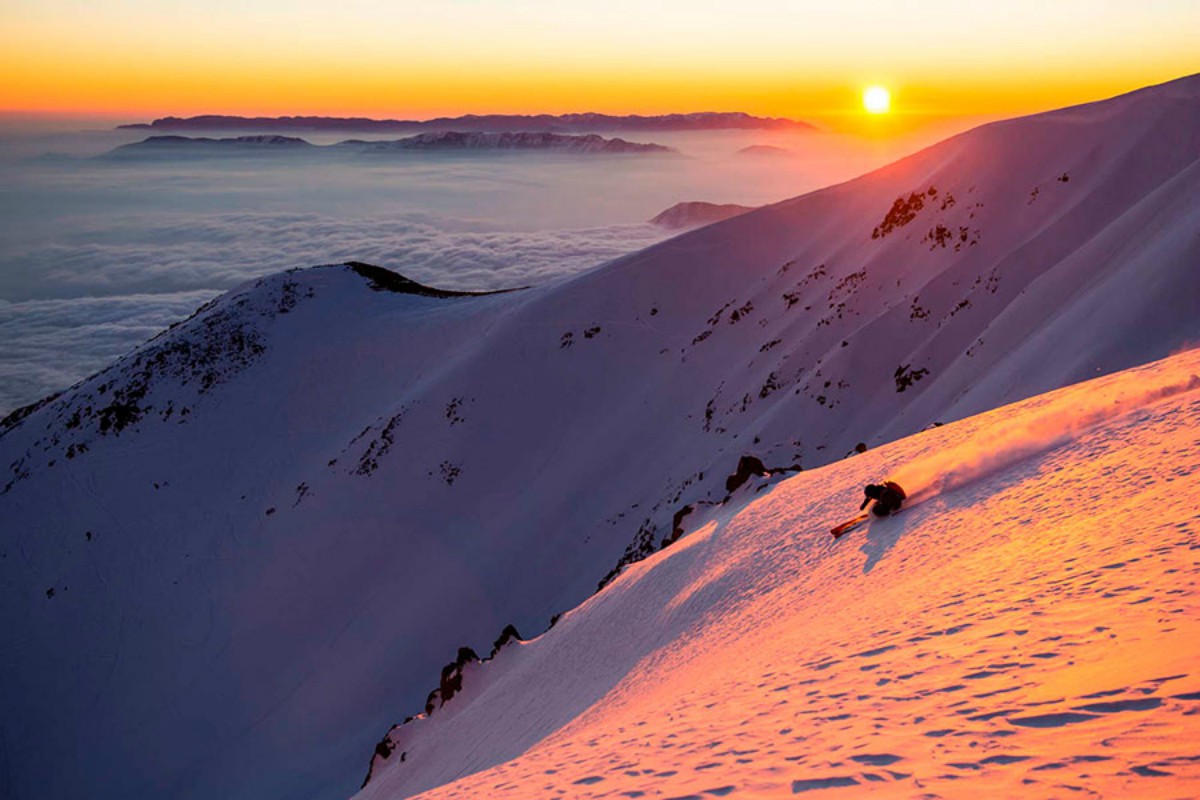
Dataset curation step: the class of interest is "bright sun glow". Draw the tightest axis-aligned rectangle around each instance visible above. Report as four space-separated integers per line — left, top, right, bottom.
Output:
863 85 891 114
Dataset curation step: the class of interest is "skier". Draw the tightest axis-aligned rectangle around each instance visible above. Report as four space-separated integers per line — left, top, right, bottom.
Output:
860 481 906 517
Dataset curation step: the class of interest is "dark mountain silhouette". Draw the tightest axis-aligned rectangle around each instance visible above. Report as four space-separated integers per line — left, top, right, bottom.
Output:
118 111 817 135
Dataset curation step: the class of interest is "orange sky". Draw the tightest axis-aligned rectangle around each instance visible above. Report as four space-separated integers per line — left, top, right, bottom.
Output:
2 0 1197 128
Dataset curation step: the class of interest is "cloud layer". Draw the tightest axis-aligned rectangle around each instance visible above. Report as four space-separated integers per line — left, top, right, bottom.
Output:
0 213 669 415
0 291 219 415
3 121 886 417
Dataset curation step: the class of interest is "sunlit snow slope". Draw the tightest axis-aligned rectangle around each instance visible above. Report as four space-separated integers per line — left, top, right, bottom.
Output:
1 75 1198 799
359 348 1200 800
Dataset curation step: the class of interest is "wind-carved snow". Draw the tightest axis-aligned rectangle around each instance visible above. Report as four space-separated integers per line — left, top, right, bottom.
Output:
356 348 1200 799
2 74 1200 800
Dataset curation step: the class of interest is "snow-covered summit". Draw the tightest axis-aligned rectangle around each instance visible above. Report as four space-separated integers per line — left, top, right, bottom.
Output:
0 264 508 482
2 74 1199 800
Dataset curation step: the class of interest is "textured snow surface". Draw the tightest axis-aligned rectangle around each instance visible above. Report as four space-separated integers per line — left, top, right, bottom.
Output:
1 74 1199 800
358 348 1200 800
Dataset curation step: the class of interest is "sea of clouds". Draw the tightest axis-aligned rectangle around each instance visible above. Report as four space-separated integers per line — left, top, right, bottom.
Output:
0 120 911 415
0 210 669 414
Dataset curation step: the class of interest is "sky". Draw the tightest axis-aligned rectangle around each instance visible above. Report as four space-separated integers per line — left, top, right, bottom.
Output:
2 0 1197 127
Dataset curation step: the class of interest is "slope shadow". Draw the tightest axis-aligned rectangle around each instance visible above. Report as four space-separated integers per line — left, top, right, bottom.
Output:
859 508 926 574
382 474 782 795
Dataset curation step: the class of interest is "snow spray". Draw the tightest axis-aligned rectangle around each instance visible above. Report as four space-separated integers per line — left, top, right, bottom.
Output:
892 371 1200 506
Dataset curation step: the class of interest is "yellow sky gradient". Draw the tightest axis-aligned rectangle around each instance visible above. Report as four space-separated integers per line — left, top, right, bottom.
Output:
2 0 1197 128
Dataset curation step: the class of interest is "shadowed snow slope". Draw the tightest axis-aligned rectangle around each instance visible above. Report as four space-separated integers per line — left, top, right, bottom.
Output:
358 348 1200 800
1 75 1199 800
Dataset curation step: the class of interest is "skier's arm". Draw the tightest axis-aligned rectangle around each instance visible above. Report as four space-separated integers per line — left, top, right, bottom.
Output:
860 496 871 511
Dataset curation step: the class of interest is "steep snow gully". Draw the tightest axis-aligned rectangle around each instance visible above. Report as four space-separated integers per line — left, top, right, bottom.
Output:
1 74 1199 800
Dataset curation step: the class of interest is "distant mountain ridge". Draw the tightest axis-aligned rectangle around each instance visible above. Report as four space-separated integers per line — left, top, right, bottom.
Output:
118 111 817 134
649 201 755 229
103 131 676 158
338 131 675 154
738 144 793 156
102 134 314 156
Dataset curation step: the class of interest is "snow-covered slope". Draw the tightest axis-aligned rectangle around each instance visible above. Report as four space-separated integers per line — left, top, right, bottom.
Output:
357 347 1200 799
1 74 1198 800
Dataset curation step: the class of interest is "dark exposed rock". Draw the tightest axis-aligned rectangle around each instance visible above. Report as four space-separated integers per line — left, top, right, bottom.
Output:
353 410 406 476
373 737 394 761
433 646 480 711
0 392 62 438
489 624 523 659
728 302 753 324
346 262 519 297
894 364 930 392
361 724 402 789
872 189 933 239
597 518 658 591
665 504 696 546
725 455 768 493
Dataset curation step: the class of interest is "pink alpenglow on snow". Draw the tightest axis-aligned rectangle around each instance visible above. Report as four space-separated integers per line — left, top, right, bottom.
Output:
892 370 1200 507
357 348 1200 799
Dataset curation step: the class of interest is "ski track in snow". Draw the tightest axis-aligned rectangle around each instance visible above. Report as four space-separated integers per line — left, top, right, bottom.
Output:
360 350 1200 799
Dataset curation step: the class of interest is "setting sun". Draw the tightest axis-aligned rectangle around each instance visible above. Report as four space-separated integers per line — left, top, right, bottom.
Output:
863 85 891 113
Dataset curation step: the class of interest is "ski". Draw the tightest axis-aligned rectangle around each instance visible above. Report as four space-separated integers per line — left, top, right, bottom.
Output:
830 512 870 539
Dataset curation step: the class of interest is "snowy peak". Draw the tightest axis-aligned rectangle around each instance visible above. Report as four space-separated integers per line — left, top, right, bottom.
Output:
0 264 507 495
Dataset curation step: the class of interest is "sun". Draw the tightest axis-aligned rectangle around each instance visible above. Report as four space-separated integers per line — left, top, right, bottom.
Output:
863 85 891 114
